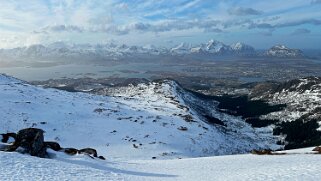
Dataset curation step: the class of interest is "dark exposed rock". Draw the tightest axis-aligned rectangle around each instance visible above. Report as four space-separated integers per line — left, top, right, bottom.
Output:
1 133 17 143
64 148 79 155
0 128 105 160
312 146 321 152
4 128 47 158
203 115 226 127
30 131 46 157
78 148 98 157
98 156 106 160
177 126 188 131
251 149 272 155
45 141 62 151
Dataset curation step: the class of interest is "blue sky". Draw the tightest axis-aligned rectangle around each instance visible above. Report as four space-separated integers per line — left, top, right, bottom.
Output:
0 0 320 49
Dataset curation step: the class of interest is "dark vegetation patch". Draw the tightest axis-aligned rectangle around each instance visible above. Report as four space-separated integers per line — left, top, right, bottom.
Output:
187 89 285 128
203 115 226 127
177 126 188 131
52 86 79 92
274 118 321 149
245 118 279 128
211 95 286 118
205 93 321 149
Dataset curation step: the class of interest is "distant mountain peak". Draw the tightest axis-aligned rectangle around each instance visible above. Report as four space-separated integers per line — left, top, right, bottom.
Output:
170 42 192 54
265 44 304 58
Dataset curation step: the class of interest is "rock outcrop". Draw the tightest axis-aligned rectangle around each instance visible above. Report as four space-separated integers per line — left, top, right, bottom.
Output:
0 128 105 160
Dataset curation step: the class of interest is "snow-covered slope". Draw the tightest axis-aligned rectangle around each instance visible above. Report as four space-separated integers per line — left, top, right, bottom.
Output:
0 74 280 161
0 147 320 181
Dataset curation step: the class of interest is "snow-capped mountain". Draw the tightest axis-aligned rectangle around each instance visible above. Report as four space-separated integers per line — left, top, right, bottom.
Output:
178 40 256 56
190 40 231 55
0 41 305 60
205 39 231 54
0 42 166 60
265 45 304 58
231 42 256 55
170 43 192 54
0 74 280 161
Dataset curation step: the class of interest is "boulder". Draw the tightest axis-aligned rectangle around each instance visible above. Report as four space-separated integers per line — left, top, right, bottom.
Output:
312 146 321 153
251 149 272 155
64 148 78 155
98 156 106 160
78 148 98 157
0 128 105 160
4 128 47 158
30 131 46 157
45 141 62 151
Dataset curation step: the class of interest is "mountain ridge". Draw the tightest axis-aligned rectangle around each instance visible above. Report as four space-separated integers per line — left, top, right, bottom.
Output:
0 73 280 160
0 40 305 59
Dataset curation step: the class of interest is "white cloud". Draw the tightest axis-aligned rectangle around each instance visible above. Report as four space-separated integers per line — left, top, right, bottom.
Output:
115 3 128 10
228 7 262 16
291 28 311 35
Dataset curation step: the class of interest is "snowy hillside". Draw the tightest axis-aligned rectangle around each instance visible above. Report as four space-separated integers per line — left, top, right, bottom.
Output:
0 74 280 161
1 147 321 181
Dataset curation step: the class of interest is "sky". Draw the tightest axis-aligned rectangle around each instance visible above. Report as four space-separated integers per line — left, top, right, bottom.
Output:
0 0 320 49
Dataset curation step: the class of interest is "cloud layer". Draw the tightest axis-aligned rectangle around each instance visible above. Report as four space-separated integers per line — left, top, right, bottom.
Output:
228 7 262 16
0 0 320 49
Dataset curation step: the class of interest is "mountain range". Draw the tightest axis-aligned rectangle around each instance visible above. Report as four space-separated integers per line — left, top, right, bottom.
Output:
0 40 305 60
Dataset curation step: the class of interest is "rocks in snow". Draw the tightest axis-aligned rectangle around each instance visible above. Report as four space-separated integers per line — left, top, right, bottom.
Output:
0 128 105 160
